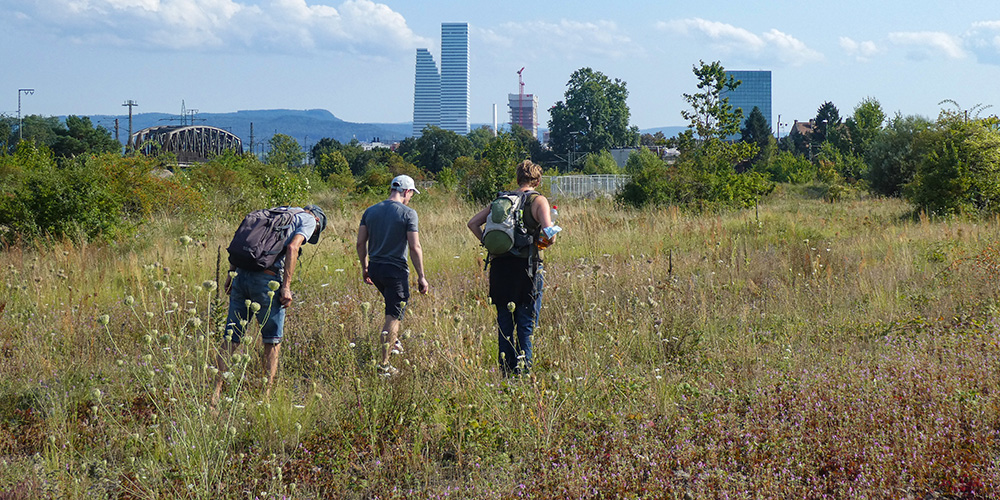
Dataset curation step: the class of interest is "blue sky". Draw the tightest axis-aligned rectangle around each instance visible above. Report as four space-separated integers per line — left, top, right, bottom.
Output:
2 0 999 131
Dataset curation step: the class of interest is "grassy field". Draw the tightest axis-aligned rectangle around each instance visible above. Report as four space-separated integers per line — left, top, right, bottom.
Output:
2 185 1000 498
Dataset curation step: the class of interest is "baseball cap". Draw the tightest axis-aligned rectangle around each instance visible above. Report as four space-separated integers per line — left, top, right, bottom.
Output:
390 175 420 194
303 204 326 244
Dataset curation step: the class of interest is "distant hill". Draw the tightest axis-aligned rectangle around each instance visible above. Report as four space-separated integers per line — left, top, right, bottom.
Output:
639 126 687 139
86 109 412 151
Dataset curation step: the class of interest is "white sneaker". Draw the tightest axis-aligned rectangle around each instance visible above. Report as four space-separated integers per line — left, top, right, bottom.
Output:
391 339 404 355
379 364 398 378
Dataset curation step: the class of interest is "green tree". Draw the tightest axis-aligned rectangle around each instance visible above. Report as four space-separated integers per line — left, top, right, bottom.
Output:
547 67 639 156
740 106 773 168
846 97 886 157
51 116 121 158
581 150 620 174
266 133 305 168
405 125 474 173
866 114 931 197
813 101 842 144
461 132 520 203
316 151 354 191
467 126 495 153
680 60 743 141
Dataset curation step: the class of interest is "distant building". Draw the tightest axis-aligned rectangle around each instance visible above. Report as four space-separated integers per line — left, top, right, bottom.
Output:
412 23 469 137
440 22 470 135
412 48 440 137
508 93 538 138
722 70 772 139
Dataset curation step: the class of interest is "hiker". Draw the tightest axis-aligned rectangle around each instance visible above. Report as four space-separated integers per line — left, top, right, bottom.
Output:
356 175 429 377
212 204 327 404
467 160 557 376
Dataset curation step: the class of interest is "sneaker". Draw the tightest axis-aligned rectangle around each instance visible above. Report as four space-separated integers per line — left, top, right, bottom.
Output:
391 339 404 355
379 364 398 378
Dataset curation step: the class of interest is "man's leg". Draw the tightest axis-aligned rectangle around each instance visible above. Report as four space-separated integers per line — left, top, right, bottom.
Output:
211 339 240 408
379 315 401 367
496 305 518 375
263 343 281 398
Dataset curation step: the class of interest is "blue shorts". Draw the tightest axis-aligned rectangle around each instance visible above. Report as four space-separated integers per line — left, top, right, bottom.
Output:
225 270 285 344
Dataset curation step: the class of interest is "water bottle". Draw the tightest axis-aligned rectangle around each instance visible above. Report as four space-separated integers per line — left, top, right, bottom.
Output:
550 205 558 223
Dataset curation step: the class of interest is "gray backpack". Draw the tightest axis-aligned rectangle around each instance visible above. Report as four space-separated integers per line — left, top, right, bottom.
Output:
227 208 302 271
482 190 537 257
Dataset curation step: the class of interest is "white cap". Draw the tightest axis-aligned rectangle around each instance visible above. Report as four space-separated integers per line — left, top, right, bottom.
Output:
391 175 420 194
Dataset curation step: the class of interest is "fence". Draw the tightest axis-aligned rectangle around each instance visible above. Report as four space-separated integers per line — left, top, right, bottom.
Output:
543 174 631 198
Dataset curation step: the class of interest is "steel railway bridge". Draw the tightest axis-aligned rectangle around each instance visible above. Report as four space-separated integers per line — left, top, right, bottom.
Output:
128 125 243 164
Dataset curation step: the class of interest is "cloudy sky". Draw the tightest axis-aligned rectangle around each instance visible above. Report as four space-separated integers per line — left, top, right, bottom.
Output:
2 0 999 130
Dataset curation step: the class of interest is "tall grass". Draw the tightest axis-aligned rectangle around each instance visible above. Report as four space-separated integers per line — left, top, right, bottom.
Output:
2 187 1000 498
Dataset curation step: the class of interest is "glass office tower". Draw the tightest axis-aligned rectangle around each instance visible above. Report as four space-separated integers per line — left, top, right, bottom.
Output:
412 48 440 138
723 70 772 138
439 22 469 135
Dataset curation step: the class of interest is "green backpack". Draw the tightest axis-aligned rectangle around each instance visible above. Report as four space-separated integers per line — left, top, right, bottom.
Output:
482 190 537 257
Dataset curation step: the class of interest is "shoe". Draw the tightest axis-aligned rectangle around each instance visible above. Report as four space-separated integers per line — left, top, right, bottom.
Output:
379 364 398 378
391 339 404 355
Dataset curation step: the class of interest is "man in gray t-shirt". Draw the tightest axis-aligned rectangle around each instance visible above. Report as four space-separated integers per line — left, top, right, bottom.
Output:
357 175 429 377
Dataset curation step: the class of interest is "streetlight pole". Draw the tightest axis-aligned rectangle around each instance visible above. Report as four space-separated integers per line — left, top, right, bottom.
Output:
17 88 34 141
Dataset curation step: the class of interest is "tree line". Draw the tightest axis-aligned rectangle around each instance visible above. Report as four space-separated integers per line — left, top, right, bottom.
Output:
2 60 998 243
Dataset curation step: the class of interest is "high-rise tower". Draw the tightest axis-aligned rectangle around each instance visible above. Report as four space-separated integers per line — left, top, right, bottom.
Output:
722 70 772 138
439 22 469 135
412 48 440 137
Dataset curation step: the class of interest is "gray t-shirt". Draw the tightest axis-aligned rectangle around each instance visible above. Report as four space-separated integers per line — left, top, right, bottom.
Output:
360 200 418 275
271 208 316 273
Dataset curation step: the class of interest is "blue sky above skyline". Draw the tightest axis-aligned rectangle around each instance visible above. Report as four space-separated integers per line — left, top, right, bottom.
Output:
2 0 999 131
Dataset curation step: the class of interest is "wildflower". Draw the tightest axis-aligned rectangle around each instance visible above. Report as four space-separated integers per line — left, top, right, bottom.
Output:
187 317 202 328
348 342 356 349
124 295 135 306
268 280 280 291
361 302 371 315
229 271 238 279
314 393 323 401
267 291 274 299
507 302 516 313
142 335 152 345
202 280 217 292
145 311 154 319
250 302 261 313
153 280 166 291
116 359 124 366
91 388 102 401
179 235 193 246
294 422 302 433
97 314 110 326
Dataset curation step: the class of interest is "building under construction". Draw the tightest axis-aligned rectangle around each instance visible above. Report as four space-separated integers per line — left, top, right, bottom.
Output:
508 67 538 138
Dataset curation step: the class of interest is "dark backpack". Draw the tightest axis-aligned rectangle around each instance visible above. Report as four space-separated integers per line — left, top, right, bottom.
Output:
227 208 302 271
482 190 538 258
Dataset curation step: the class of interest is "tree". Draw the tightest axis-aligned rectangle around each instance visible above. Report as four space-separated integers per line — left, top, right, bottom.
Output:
740 106 773 168
265 133 305 168
846 97 886 157
51 116 120 158
813 101 841 144
866 114 931 197
316 151 354 191
680 60 743 141
467 126 495 153
404 125 474 173
547 67 639 156
581 150 620 174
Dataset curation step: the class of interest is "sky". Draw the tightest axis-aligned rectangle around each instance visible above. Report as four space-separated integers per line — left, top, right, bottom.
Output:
2 0 1000 132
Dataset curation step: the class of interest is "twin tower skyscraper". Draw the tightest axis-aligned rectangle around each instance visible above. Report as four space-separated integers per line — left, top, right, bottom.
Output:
412 23 469 138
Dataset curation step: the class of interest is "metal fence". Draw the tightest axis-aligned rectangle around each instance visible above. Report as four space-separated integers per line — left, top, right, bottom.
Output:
543 174 630 198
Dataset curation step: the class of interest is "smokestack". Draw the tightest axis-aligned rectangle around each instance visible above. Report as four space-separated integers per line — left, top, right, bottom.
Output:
492 104 498 137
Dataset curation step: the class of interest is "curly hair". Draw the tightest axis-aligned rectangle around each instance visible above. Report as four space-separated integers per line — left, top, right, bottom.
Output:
515 160 542 187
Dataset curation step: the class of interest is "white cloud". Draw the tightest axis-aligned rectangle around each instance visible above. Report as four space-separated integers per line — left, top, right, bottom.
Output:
965 20 1000 65
888 31 966 60
658 18 821 67
484 19 636 59
839 36 882 62
10 0 429 53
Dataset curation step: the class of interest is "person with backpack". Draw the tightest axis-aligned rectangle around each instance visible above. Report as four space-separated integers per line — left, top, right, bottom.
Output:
356 175 429 378
212 204 327 405
467 160 557 376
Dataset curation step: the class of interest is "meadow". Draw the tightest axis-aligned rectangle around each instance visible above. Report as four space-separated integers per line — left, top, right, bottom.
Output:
2 185 1000 499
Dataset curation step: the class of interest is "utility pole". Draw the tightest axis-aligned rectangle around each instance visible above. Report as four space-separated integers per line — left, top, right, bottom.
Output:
122 99 138 152
249 122 254 157
17 88 34 141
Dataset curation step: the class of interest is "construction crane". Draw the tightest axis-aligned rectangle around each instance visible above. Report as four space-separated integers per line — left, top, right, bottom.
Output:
517 67 525 131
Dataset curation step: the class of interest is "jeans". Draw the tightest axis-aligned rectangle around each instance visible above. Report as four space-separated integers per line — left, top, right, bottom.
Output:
496 270 543 375
226 269 285 344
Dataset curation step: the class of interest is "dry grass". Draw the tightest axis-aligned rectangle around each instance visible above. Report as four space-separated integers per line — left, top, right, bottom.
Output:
2 187 1000 498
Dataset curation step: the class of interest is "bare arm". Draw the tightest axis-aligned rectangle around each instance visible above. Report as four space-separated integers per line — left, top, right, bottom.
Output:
279 234 307 307
356 224 372 285
531 194 553 229
467 206 489 242
407 231 429 294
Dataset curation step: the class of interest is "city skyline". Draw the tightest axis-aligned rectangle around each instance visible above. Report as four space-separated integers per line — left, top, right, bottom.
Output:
2 1 999 131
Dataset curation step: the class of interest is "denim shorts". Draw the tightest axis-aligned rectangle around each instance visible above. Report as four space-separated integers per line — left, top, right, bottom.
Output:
225 269 285 344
